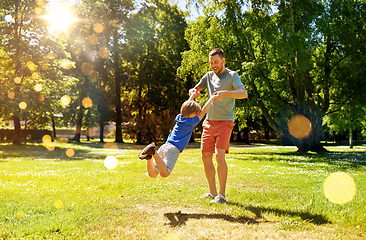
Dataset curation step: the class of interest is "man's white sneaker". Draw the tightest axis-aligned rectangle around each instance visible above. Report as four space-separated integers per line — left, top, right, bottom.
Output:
201 193 214 199
210 194 226 204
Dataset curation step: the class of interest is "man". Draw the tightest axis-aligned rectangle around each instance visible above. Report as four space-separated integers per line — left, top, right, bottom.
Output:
189 48 248 204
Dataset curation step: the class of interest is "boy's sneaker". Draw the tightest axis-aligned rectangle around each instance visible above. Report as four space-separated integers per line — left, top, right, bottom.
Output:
138 143 156 160
201 193 215 199
210 194 226 204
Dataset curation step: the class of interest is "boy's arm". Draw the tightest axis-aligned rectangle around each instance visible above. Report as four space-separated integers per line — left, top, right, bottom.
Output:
197 95 216 120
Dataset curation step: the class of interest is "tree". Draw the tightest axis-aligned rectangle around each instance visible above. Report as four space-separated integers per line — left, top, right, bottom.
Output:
323 53 366 147
0 0 67 144
180 0 366 152
107 0 134 143
123 0 189 144
58 0 133 142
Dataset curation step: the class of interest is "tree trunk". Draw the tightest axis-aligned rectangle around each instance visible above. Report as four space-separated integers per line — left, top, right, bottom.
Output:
99 123 104 143
263 119 270 140
349 106 353 148
243 127 250 145
52 115 56 138
12 0 21 146
73 107 84 142
115 76 123 143
349 127 353 149
24 118 27 144
86 109 91 141
292 107 328 153
98 75 105 143
111 5 123 143
13 115 21 145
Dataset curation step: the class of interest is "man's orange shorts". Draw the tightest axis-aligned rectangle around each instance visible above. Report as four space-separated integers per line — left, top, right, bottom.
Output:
201 120 234 154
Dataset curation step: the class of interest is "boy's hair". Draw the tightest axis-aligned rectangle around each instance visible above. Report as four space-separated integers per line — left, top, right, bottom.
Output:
181 100 201 117
209 48 224 59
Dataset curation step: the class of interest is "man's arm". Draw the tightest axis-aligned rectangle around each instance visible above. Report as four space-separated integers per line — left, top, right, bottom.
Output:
213 86 248 101
197 95 216 120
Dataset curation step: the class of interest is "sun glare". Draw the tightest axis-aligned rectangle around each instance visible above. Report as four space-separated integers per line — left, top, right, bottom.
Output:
45 6 76 32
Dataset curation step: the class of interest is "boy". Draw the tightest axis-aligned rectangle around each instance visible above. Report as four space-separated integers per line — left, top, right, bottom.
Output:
138 90 216 178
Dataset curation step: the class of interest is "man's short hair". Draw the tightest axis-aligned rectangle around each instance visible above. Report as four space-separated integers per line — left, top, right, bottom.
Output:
209 48 224 59
181 100 201 117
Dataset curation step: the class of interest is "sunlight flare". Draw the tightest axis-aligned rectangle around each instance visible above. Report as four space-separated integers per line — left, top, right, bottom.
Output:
45 6 76 32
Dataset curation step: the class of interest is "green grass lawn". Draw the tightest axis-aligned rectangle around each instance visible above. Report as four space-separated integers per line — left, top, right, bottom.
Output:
0 140 365 239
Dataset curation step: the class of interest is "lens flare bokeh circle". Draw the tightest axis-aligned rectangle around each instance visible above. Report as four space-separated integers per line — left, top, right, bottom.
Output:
27 61 37 71
34 84 42 92
288 115 312 139
66 148 75 157
42 134 52 144
8 92 15 99
82 97 93 108
98 46 111 59
93 23 104 33
5 14 13 22
104 156 118 170
81 62 94 75
61 59 72 69
88 35 98 45
17 211 25 218
38 94 45 102
54 199 63 209
323 172 356 205
103 142 118 149
14 77 22 84
19 102 27 110
60 95 71 106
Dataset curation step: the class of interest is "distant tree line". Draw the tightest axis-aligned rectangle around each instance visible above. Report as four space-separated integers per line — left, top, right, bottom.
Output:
1 0 366 152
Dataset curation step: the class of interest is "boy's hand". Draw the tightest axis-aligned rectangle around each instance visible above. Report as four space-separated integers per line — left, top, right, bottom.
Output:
212 91 226 101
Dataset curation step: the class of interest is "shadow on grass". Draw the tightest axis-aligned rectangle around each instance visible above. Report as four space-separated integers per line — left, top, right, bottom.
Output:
0 143 95 160
0 141 153 161
68 140 141 150
232 149 366 170
164 203 330 227
164 211 259 227
228 202 330 225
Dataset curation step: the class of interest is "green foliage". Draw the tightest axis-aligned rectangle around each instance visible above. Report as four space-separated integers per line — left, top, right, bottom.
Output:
181 0 366 151
0 0 55 123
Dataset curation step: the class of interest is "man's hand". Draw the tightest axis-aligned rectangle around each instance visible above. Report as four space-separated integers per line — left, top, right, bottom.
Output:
189 88 200 100
213 86 247 101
